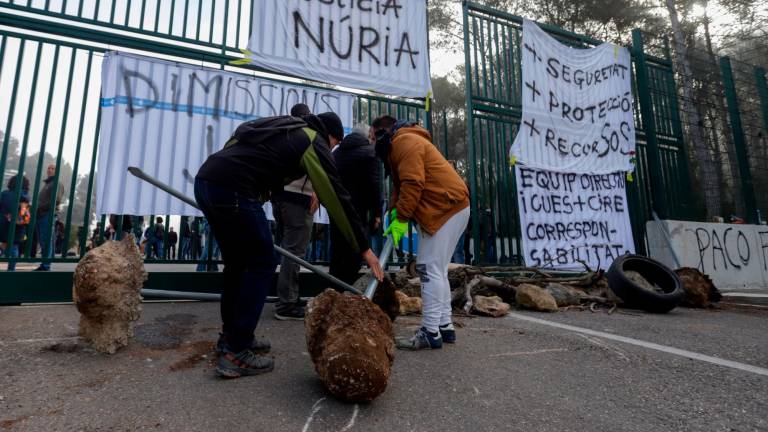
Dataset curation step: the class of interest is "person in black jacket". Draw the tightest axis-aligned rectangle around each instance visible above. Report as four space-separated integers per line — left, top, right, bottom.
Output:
329 124 382 285
194 113 383 379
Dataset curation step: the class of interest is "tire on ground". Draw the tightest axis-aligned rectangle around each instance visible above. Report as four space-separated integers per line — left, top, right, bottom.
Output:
606 254 683 313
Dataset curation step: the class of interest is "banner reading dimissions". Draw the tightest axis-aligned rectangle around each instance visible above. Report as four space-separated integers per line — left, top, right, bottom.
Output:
515 166 635 270
97 52 354 216
245 0 431 97
510 19 636 174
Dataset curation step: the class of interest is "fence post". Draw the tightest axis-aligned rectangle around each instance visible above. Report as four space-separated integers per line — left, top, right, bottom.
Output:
720 56 758 223
756 67 768 144
463 1 480 264
632 29 669 219
441 111 449 156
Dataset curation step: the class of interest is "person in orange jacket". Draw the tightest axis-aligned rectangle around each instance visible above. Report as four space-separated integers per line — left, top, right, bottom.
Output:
371 115 471 350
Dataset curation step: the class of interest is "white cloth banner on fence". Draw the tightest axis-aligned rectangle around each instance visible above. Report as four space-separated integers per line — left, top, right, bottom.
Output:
97 52 354 217
515 165 635 270
510 19 636 174
245 0 431 97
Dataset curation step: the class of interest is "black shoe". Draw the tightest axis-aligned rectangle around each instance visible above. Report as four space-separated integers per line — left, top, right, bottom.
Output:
216 348 274 378
215 333 271 355
274 306 305 321
439 323 456 344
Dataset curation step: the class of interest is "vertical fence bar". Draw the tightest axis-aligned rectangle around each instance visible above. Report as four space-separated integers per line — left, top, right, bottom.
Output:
5 43 44 259
720 56 757 223
463 3 479 264
0 40 26 196
26 48 76 258
632 29 668 219
154 0 162 32
61 52 95 254
663 51 694 220
755 67 768 154
80 108 102 257
441 111 448 156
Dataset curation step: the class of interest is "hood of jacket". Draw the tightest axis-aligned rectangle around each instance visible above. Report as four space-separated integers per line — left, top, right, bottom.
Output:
339 131 370 149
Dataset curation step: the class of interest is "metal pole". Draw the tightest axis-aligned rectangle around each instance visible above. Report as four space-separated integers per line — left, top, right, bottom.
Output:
364 236 394 299
463 2 480 264
720 56 757 223
632 29 669 219
126 167 363 296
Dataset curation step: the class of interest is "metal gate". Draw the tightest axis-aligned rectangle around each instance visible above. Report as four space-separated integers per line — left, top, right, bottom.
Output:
461 1 696 265
0 0 426 301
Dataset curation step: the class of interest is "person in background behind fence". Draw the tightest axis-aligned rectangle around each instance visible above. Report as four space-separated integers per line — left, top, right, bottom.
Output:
371 115 470 351
271 103 322 320
34 164 65 271
167 227 178 260
329 123 382 285
179 216 191 259
0 175 31 271
152 217 165 259
196 218 220 272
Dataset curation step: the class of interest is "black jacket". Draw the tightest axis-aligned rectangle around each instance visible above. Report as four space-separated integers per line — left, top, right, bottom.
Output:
196 116 369 253
333 131 382 228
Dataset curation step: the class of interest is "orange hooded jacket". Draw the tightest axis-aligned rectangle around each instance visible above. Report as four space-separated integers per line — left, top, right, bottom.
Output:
389 125 470 235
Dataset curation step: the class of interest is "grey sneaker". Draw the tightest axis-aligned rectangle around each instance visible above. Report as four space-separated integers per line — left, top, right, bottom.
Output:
216 348 274 378
215 333 271 355
396 327 443 350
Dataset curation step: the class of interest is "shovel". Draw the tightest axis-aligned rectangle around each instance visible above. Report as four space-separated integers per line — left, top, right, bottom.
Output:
127 166 384 297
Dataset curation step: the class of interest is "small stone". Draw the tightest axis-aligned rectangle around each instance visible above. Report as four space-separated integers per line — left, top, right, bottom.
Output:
515 284 558 312
394 290 422 315
471 295 510 317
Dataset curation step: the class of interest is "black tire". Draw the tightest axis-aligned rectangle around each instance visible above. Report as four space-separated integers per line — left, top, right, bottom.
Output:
606 254 683 313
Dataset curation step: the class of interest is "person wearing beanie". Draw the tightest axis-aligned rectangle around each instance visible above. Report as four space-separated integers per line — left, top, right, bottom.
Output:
371 115 470 351
195 111 383 378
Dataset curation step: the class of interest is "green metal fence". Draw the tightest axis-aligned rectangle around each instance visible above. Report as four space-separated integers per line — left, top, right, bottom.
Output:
0 1 427 275
461 1 698 265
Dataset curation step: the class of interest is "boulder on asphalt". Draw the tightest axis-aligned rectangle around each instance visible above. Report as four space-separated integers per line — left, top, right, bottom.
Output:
675 267 722 307
305 289 395 403
545 282 582 307
394 290 422 315
515 283 558 312
471 295 510 317
73 235 147 354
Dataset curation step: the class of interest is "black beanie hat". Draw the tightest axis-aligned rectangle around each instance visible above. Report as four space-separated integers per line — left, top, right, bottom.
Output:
317 112 344 141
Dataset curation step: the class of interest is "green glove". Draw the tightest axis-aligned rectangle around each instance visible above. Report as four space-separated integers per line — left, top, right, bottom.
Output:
384 209 408 245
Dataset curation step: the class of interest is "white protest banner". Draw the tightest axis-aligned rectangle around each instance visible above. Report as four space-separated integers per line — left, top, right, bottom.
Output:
516 165 635 270
97 52 354 216
244 0 431 97
510 19 636 174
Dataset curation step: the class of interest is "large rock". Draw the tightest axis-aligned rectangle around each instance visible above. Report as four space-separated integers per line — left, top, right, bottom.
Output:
73 235 147 354
471 295 510 317
675 267 721 307
305 289 395 402
515 283 558 312
545 282 582 307
395 290 422 315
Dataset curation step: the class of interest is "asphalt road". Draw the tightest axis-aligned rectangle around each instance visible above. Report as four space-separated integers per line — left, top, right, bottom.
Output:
1 301 766 432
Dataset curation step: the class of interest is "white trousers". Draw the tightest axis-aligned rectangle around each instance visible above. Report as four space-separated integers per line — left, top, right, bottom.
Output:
416 206 471 333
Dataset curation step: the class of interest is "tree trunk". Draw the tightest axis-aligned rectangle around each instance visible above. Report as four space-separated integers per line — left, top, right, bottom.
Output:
702 8 742 217
665 0 721 220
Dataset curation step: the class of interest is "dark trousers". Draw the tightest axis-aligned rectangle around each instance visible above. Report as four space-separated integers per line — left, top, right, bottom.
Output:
273 197 313 312
194 178 277 352
329 223 363 286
